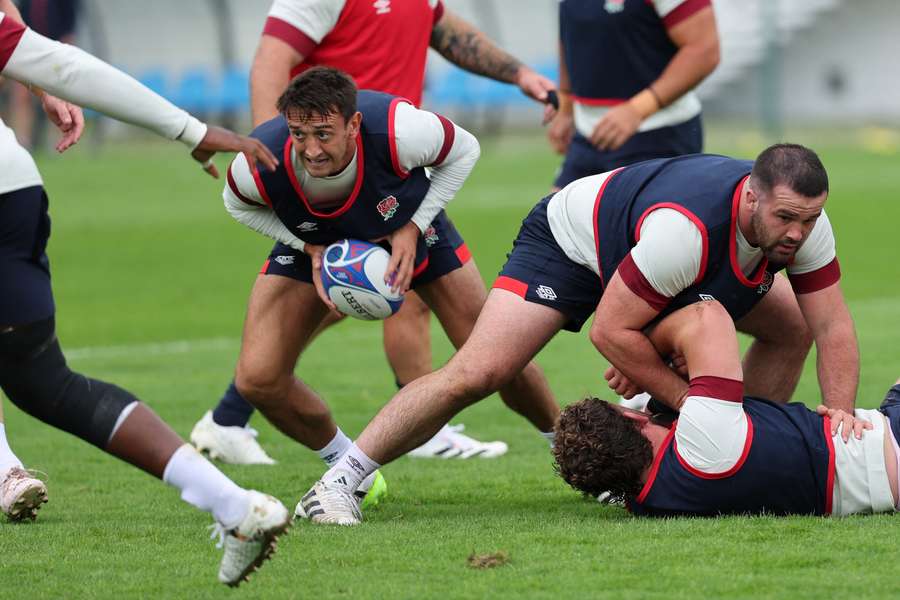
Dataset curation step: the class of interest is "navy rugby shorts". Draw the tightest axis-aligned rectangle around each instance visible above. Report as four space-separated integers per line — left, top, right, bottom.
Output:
553 115 703 189
493 196 601 332
260 210 470 289
879 384 900 448
0 186 55 325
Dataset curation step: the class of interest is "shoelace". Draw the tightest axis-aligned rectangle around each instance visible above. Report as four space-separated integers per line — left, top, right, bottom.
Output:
208 522 228 549
1 467 48 487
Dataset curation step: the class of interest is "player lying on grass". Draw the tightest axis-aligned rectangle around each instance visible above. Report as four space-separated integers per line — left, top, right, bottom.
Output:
554 299 897 517
296 143 858 525
218 66 558 520
0 5 287 586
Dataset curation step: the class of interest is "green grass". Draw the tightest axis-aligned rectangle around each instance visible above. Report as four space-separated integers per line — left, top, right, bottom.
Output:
1 131 899 598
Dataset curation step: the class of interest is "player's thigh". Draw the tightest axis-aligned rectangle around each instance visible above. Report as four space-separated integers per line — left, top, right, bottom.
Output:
415 259 487 348
735 273 809 343
445 288 567 386
238 275 328 382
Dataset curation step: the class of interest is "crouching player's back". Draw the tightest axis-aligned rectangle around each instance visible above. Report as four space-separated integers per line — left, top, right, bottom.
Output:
553 300 899 518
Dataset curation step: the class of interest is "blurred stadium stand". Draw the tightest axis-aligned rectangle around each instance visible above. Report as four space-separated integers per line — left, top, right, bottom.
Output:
8 0 898 139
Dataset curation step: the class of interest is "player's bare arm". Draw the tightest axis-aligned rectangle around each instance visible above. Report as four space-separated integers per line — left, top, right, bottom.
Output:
591 6 720 150
590 271 691 410
250 35 304 126
796 281 860 415
430 10 555 104
547 40 574 157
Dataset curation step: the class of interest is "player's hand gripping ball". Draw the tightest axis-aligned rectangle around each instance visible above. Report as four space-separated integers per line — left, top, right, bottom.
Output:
321 239 405 320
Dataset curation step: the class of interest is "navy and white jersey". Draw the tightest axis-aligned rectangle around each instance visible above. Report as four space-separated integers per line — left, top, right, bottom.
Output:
559 0 710 136
546 155 840 322
246 91 430 245
630 397 836 517
225 90 479 252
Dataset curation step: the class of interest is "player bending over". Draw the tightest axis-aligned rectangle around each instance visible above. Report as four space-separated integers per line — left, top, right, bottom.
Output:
0 6 287 586
219 66 558 521
554 300 896 517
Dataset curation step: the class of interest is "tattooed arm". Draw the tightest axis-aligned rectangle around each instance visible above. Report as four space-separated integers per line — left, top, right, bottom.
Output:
430 9 555 105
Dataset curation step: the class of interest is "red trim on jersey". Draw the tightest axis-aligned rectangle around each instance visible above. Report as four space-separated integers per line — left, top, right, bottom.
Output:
455 243 471 264
259 258 271 275
662 0 712 29
263 16 318 57
617 253 670 312
729 176 769 287
283 135 365 218
823 416 835 515
634 202 709 285
493 275 528 298
412 256 430 278
789 258 841 295
430 113 456 167
673 413 754 479
688 376 743 403
433 0 445 24
592 168 625 288
249 162 274 208
572 95 625 107
636 426 677 503
0 15 27 72
228 163 265 207
387 98 412 179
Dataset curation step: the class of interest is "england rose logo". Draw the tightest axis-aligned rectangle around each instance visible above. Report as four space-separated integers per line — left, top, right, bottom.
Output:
377 195 399 221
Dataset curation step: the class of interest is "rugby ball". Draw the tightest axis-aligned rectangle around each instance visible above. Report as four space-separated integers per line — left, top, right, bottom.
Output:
321 239 404 320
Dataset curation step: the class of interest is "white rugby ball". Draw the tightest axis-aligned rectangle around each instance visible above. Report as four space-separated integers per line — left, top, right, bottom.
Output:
321 239 404 320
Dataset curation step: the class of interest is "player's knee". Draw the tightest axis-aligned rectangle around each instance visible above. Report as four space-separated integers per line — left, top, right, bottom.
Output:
0 317 137 448
446 357 509 403
686 300 734 340
234 366 290 408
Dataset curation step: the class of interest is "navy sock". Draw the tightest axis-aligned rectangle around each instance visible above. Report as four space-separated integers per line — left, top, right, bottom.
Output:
211 381 255 427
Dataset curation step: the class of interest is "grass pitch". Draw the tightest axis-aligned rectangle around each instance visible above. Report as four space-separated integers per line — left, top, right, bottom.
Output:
1 130 899 598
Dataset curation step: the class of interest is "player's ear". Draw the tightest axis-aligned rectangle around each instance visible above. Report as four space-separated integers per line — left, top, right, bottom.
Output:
347 112 362 137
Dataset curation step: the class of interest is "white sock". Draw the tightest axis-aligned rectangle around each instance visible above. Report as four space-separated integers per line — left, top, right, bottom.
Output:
539 430 555 448
162 444 251 529
322 443 380 492
316 428 352 467
0 423 24 476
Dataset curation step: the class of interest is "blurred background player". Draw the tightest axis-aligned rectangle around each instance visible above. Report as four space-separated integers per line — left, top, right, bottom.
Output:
190 0 558 465
6 0 80 150
554 300 895 519
220 67 558 519
547 0 719 190
0 5 289 585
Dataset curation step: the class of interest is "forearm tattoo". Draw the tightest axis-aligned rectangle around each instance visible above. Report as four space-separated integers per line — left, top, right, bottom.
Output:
431 15 522 83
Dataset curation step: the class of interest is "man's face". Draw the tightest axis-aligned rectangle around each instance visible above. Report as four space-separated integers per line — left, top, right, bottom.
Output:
285 108 361 177
748 184 827 265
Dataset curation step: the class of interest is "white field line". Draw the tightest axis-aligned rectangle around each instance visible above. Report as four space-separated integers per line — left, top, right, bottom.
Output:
65 337 238 361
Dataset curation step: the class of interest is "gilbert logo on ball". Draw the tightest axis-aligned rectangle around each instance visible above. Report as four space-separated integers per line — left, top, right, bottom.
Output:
321 239 404 320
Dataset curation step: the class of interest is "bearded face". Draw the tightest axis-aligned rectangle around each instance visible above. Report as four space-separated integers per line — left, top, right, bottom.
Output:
748 184 827 266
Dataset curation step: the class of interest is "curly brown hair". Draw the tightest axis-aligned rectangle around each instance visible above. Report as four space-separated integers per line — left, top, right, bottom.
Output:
552 398 654 502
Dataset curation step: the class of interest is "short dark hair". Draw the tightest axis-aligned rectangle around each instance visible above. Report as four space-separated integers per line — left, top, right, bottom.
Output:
553 398 653 502
276 66 357 123
749 143 829 198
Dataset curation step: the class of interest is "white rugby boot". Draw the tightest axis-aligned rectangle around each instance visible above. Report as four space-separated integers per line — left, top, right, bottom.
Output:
213 491 290 587
619 392 651 412
294 480 362 526
190 411 276 465
407 424 508 459
0 467 48 522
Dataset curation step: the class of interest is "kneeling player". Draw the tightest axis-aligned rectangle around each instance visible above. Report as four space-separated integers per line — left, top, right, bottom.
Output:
554 300 896 517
